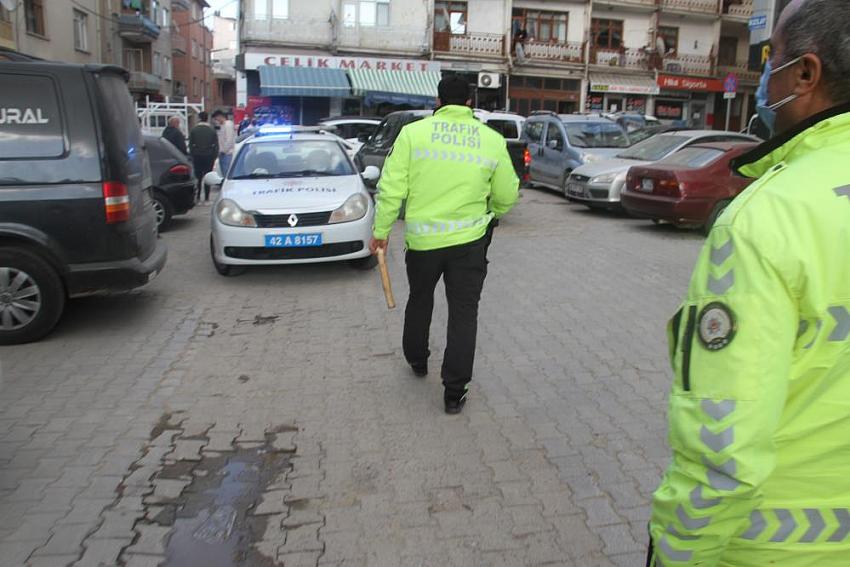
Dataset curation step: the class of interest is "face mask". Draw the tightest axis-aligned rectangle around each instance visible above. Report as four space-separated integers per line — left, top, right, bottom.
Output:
755 56 803 136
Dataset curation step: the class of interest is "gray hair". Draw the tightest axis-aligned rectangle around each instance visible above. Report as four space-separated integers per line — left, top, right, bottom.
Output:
781 0 850 103
168 115 182 126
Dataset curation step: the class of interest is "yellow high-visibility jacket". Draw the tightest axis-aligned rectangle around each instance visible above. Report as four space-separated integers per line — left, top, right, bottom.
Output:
373 105 519 251
650 106 850 566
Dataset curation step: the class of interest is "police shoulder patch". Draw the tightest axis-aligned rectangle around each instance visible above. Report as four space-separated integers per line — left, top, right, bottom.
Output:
698 302 736 351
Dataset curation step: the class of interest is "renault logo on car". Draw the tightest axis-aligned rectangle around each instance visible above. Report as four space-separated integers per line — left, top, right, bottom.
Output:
287 214 299 227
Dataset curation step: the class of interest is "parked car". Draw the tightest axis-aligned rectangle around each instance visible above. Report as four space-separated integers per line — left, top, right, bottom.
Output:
318 116 381 155
145 135 196 229
354 110 432 187
621 142 757 234
565 130 759 209
205 126 380 276
524 112 631 194
0 59 167 344
475 110 528 182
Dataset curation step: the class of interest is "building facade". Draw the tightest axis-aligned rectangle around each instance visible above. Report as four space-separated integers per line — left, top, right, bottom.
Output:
238 0 758 130
1 0 104 64
211 14 237 111
172 0 213 108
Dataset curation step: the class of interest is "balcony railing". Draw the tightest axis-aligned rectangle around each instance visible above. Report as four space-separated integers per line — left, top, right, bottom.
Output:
339 25 428 54
242 17 331 47
518 40 584 64
171 29 186 55
716 62 760 82
594 0 657 9
118 14 161 43
661 53 714 75
723 0 753 19
128 71 162 93
591 47 648 70
433 32 504 58
660 0 720 14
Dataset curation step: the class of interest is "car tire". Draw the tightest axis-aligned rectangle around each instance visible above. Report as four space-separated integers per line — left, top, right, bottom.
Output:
704 200 731 236
350 255 378 270
152 193 174 230
210 235 246 277
0 246 65 345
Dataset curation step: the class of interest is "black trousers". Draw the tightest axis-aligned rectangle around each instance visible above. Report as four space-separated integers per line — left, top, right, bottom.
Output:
403 233 489 395
192 154 216 200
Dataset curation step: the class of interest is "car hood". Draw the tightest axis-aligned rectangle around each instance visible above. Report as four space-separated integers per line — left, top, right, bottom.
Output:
221 175 364 213
581 147 629 161
573 157 649 178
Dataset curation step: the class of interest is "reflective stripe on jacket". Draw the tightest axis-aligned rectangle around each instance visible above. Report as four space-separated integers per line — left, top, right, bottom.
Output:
649 106 850 567
372 105 519 251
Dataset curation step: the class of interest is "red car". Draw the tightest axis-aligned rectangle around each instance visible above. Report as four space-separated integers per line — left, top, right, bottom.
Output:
621 142 757 234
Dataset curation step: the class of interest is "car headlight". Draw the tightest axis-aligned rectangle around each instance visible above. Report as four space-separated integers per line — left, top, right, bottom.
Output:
216 198 257 227
591 172 619 185
329 193 369 224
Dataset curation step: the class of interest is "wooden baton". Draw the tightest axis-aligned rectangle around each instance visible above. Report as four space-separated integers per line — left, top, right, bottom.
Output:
376 248 396 310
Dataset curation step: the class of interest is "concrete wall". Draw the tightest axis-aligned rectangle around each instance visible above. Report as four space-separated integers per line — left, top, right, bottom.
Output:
467 0 508 34
659 14 717 56
13 0 103 63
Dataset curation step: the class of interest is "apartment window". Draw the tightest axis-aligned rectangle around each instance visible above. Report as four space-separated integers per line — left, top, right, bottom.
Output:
658 26 678 56
25 0 46 37
193 77 198 97
512 9 567 43
153 52 161 77
123 48 144 72
73 9 88 51
192 39 198 59
592 18 623 49
343 0 389 27
254 0 267 19
162 7 170 28
272 0 289 19
435 1 466 35
163 56 172 80
718 36 738 66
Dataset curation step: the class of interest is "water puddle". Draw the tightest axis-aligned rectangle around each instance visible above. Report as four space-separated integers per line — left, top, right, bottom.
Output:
158 444 291 566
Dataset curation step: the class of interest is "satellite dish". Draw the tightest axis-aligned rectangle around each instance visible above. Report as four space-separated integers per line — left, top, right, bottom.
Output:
0 0 16 11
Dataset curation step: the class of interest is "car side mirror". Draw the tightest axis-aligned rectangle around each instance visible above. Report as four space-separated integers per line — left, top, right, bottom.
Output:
204 170 223 188
361 166 381 182
547 139 562 151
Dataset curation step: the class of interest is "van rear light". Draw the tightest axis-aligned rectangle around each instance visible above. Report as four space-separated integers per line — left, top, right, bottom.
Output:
169 164 191 176
523 148 532 167
103 181 130 224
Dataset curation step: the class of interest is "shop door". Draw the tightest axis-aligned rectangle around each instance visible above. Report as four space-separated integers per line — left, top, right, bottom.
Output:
690 101 707 128
606 96 624 113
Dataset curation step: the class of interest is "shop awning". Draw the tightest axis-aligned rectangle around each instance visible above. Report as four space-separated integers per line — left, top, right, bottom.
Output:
258 66 351 97
347 69 441 107
590 73 660 95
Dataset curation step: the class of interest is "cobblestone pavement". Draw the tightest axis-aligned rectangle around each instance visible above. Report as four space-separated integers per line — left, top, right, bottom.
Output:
0 188 706 566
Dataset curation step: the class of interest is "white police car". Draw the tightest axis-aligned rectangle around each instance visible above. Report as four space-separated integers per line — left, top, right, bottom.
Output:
204 126 380 276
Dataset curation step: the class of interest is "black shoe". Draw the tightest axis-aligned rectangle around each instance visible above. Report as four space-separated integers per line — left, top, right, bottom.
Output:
444 390 468 414
410 363 428 377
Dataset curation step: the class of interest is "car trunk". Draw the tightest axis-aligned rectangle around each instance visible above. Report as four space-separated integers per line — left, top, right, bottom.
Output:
627 166 685 198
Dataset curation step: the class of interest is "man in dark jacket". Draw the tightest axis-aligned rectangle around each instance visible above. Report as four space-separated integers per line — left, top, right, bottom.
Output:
189 112 219 202
161 116 187 155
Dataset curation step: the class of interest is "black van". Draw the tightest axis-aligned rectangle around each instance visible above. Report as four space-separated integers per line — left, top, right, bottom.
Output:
0 58 167 344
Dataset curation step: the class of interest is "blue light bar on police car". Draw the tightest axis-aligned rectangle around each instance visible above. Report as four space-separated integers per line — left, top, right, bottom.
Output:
257 125 293 136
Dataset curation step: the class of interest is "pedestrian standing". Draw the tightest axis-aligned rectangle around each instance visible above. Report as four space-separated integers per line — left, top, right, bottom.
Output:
212 109 236 175
188 111 218 202
648 1 850 565
161 115 187 155
369 75 519 414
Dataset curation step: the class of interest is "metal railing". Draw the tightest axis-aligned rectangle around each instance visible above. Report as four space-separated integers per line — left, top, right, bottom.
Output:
716 62 760 82
591 47 648 70
433 32 504 57
662 53 714 75
723 0 753 18
660 0 720 13
519 40 584 64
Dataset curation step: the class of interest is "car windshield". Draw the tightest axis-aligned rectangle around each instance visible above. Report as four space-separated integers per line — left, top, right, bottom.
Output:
230 140 355 179
562 122 629 148
657 147 726 168
616 134 687 161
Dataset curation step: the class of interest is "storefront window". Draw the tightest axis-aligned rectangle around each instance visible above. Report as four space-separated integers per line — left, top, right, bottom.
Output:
656 101 684 120
592 19 623 49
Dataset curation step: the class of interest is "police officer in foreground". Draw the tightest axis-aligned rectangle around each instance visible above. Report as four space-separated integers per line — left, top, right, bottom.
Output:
369 75 519 414
648 0 850 565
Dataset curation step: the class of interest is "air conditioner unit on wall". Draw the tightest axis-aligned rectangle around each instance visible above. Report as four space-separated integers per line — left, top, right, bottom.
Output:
477 72 501 89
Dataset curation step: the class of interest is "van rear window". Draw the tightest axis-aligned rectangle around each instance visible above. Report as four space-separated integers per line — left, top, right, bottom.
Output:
94 73 147 184
0 74 65 159
486 120 519 140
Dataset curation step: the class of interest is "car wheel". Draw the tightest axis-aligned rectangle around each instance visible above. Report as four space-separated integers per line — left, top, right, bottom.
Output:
349 255 378 270
152 193 173 230
704 200 731 236
0 247 65 345
210 235 246 277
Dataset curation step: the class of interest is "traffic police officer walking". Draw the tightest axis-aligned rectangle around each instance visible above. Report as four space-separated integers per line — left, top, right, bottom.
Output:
648 0 850 565
369 75 519 414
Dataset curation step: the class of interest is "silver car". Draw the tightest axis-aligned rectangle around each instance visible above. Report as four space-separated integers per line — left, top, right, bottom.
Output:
565 130 759 209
